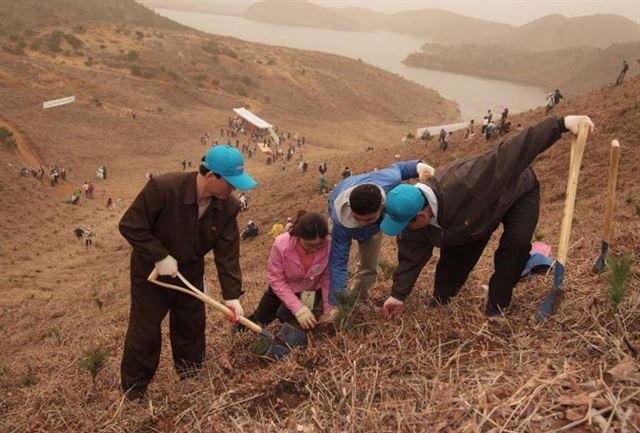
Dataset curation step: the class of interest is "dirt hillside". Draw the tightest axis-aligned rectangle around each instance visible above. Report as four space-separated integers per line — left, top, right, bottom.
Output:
0 10 639 433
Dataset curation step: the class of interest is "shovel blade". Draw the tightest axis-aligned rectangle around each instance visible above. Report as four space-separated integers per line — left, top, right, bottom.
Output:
263 343 291 361
592 241 609 274
276 322 308 348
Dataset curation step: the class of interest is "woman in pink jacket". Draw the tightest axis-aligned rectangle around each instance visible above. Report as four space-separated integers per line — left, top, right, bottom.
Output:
247 211 332 330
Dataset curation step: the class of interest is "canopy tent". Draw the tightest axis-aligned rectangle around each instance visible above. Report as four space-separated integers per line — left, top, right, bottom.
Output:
232 107 279 146
233 107 272 129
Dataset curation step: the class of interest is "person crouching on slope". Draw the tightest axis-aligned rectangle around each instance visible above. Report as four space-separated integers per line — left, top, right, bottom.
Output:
379 115 594 318
246 211 332 330
322 159 435 323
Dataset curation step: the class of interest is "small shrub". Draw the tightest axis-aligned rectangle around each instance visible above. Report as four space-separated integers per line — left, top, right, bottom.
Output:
606 254 633 312
0 363 7 376
45 30 64 52
406 132 415 139
84 56 93 66
91 96 102 107
212 79 220 87
0 127 17 150
20 366 37 387
63 33 83 49
99 44 106 49
73 25 87 34
157 107 163 113
635 205 640 217
300 69 306 75
420 130 432 141
135 31 144 40
3 45 24 56
9 34 20 43
267 58 275 65
45 327 61 343
78 347 108 386
94 295 104 310
30 40 40 51
196 73 207 81
127 50 138 61
130 65 142 77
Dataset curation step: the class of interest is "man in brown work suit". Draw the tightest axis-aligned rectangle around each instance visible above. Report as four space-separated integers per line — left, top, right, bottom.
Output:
119 145 256 400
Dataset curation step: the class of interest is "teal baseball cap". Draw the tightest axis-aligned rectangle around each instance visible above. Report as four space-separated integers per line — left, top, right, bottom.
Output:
381 184 426 236
203 145 256 190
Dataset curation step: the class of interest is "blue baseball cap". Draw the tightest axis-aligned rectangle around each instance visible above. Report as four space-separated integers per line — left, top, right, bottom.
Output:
203 145 256 190
381 184 426 236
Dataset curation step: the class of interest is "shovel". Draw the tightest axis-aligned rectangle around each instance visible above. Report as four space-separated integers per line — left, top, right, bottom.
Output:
536 122 590 322
147 269 307 360
592 140 621 274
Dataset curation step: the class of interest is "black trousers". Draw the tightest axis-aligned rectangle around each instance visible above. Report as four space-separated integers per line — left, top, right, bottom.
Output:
121 276 205 393
249 286 322 326
433 185 540 308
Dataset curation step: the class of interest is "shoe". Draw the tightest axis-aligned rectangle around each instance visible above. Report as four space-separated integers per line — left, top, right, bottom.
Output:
484 303 506 318
124 387 147 401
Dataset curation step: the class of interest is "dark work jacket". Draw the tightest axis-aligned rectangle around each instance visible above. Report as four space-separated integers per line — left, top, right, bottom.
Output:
392 116 566 300
119 172 243 300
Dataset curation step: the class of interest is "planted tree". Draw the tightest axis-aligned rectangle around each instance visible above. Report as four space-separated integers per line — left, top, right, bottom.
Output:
606 254 637 356
78 347 108 388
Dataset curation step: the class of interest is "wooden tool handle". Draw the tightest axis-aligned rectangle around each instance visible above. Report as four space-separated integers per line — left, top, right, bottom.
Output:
147 269 263 334
602 140 621 243
557 123 590 265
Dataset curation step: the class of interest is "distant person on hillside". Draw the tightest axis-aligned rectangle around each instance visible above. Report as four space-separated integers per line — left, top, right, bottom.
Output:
319 174 329 195
553 89 563 107
464 120 475 139
106 197 115 210
545 92 555 114
84 228 94 247
283 217 294 233
239 192 248 212
318 162 327 174
500 107 509 127
616 59 629 85
241 220 259 240
440 131 451 151
485 121 498 141
321 159 435 324
341 166 352 179
118 144 256 401
243 212 332 331
74 226 84 240
379 115 594 319
269 218 285 239
438 128 447 148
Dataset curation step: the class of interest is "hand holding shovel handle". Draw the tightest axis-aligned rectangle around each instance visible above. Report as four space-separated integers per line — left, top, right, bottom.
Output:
592 140 621 274
147 268 270 337
536 123 590 322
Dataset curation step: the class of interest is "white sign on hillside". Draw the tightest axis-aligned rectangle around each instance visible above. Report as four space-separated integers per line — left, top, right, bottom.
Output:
43 96 75 109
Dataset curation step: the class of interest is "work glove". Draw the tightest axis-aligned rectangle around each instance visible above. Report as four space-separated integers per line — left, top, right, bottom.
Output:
416 162 435 181
563 116 595 136
155 255 178 277
382 296 404 317
318 306 339 324
224 299 244 322
294 306 318 330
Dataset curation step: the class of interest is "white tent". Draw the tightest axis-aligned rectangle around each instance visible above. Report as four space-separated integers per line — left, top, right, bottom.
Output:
233 107 272 129
233 107 279 145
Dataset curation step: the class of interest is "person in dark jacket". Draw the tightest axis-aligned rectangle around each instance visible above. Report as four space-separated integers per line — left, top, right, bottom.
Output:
379 115 594 318
118 145 256 400
616 59 629 85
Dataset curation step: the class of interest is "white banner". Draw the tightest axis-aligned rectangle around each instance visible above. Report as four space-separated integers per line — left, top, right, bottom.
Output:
43 96 75 109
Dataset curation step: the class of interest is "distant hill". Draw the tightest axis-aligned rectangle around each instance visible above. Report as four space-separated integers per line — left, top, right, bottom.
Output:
499 14 640 51
138 0 248 16
1 0 183 33
237 0 640 52
404 41 640 94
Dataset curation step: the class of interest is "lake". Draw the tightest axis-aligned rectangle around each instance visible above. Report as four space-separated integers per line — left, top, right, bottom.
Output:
157 9 548 121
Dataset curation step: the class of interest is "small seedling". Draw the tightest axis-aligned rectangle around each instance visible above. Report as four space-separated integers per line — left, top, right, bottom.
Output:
334 290 359 331
19 365 37 387
378 260 397 281
0 362 8 376
78 347 108 387
94 294 104 311
45 327 61 343
606 254 633 312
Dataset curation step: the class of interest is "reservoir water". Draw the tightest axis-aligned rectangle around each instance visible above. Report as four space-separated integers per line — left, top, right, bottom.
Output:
157 9 548 121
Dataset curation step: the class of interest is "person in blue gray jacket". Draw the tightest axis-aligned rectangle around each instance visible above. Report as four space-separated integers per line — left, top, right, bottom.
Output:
320 159 434 322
